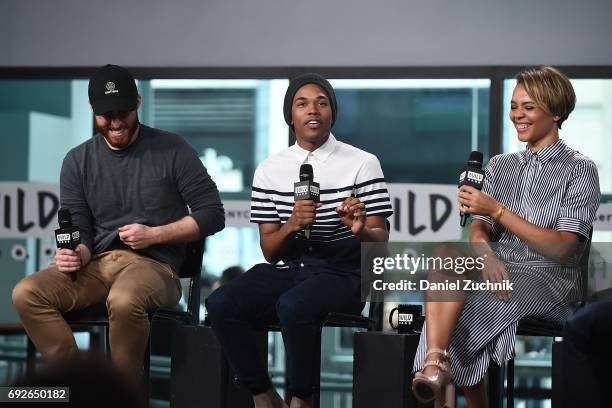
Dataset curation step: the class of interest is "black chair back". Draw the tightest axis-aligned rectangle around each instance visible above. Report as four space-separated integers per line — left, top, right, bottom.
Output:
499 230 594 407
579 232 592 303
178 240 205 279
178 240 204 326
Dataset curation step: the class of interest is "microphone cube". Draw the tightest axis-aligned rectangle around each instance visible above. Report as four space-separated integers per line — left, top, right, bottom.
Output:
294 180 320 202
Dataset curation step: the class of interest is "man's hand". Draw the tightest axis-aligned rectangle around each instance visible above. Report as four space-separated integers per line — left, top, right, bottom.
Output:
336 197 367 235
482 251 511 301
54 244 90 273
285 200 322 234
118 223 160 250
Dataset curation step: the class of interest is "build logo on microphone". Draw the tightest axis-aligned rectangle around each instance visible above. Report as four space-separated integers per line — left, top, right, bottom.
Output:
459 171 483 184
294 182 320 201
56 233 71 244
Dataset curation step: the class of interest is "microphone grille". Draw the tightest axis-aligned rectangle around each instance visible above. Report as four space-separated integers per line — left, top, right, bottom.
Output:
299 164 313 181
467 151 484 168
58 208 72 226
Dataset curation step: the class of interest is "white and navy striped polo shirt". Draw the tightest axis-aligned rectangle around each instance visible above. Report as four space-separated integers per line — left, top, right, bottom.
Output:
250 134 393 274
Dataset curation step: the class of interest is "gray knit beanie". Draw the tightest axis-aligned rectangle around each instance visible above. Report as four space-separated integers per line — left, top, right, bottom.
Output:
283 73 337 128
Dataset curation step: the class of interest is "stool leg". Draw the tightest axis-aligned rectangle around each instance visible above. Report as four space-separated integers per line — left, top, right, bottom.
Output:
311 326 323 408
487 362 505 408
143 335 151 400
507 357 515 408
26 337 36 376
105 326 111 359
284 359 292 404
89 327 103 352
552 341 563 408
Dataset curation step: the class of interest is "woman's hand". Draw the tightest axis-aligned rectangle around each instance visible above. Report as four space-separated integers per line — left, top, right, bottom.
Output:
482 251 511 301
458 186 500 217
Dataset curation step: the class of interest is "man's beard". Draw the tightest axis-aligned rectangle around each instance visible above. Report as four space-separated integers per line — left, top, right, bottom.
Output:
99 120 139 150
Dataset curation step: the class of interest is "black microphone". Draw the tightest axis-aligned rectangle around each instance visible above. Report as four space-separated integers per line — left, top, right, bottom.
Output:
458 151 485 227
54 208 81 282
294 164 320 239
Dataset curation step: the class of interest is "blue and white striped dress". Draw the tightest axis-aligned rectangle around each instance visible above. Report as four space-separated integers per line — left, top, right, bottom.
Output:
413 140 601 386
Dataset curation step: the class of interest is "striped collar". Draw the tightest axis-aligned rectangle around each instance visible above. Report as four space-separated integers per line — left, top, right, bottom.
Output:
519 139 567 164
290 133 337 164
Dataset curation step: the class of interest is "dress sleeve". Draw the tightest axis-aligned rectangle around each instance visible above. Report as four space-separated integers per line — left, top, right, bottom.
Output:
555 159 601 239
472 155 498 226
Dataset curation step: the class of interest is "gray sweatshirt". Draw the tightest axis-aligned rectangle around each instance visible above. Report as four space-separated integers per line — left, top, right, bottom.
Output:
60 125 225 272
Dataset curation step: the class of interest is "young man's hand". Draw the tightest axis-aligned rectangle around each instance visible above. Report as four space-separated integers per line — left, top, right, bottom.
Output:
336 197 367 235
286 200 323 234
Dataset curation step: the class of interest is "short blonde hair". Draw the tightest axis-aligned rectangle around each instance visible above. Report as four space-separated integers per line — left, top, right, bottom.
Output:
515 66 576 129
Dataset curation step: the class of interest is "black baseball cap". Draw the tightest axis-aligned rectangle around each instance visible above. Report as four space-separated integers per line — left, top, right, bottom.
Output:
88 64 139 115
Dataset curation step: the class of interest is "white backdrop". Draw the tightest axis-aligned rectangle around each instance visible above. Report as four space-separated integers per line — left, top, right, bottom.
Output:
2 182 610 239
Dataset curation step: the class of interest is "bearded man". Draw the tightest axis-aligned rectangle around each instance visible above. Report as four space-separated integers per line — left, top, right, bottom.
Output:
12 64 225 382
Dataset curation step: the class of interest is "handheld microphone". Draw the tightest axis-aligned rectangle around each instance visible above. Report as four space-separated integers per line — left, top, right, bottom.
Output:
294 164 320 239
458 151 485 227
54 208 81 282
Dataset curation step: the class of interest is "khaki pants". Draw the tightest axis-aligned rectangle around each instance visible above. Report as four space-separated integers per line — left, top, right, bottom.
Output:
12 249 182 380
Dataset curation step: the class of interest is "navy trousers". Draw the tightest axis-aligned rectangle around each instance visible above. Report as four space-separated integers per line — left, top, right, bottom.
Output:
562 301 612 407
206 263 363 398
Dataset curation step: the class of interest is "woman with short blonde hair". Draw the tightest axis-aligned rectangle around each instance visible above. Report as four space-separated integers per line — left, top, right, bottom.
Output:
412 66 600 408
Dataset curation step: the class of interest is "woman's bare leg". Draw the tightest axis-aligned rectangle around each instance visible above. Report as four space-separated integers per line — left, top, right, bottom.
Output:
422 301 464 376
422 244 469 376
462 379 487 408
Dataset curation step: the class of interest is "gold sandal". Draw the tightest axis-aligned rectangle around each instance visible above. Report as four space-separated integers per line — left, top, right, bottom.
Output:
412 348 455 408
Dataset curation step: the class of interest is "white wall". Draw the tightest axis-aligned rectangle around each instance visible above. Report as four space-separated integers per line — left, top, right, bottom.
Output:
1 0 611 67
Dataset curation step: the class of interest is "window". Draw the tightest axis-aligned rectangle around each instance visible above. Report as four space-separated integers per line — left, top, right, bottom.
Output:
0 69 610 407
145 79 289 276
503 78 612 243
330 79 490 183
503 78 612 194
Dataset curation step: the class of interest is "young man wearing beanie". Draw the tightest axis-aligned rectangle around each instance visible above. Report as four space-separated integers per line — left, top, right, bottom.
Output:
12 64 225 383
207 73 393 408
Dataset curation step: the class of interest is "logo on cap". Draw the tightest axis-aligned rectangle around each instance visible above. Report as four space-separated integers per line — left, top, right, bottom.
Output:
105 82 118 95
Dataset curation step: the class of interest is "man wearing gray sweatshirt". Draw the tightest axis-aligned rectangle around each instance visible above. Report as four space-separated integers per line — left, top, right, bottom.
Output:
12 64 225 382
